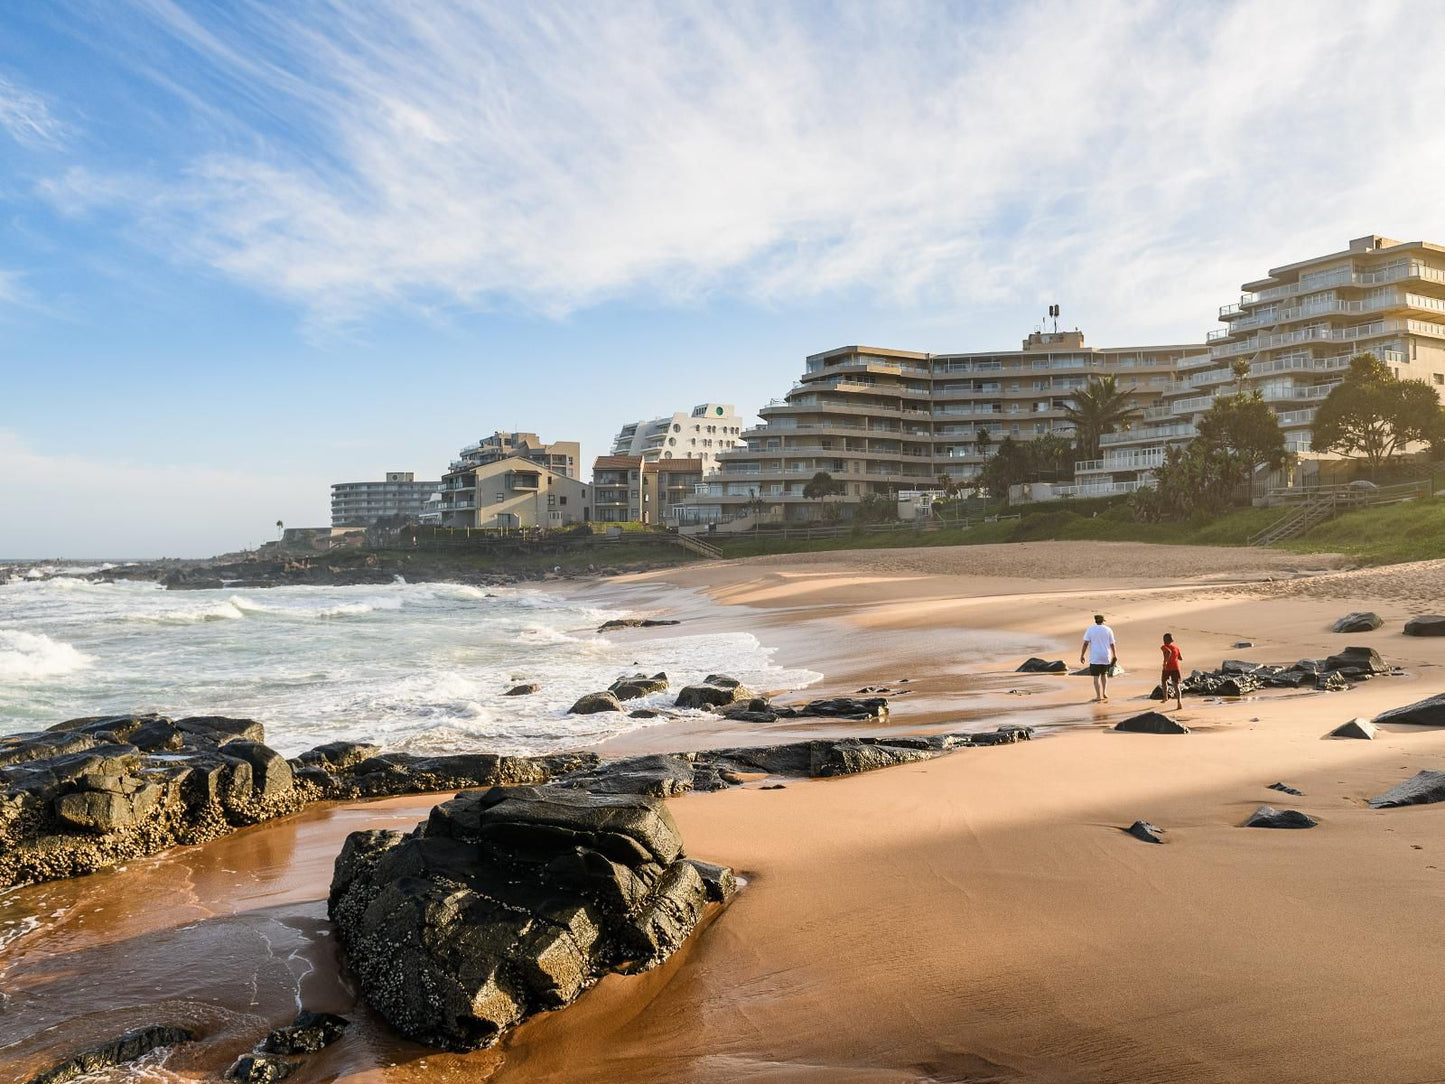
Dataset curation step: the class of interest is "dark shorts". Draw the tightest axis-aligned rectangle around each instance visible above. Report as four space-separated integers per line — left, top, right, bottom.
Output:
1089 663 1111 677
1162 668 1182 684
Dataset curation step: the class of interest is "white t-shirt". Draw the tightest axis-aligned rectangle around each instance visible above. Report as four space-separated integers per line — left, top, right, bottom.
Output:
1082 624 1116 665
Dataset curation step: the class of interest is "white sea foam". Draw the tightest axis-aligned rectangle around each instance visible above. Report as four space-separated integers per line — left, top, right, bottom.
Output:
0 629 92 680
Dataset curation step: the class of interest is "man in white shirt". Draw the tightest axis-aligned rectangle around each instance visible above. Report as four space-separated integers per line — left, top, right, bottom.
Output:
1080 614 1117 703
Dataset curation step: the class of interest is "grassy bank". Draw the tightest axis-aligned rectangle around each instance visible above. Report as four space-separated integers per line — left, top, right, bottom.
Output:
709 497 1445 567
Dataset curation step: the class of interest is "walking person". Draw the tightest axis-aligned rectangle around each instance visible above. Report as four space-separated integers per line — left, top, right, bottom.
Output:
1080 614 1117 703
1160 632 1184 710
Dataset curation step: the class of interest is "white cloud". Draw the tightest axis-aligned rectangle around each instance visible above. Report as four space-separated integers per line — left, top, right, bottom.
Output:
0 431 328 558
0 73 66 148
43 0 1445 337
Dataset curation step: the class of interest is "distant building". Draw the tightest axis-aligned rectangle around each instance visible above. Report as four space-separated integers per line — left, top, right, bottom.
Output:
436 455 589 529
278 526 366 551
643 458 705 524
330 471 441 527
610 404 746 473
451 432 581 479
591 455 644 522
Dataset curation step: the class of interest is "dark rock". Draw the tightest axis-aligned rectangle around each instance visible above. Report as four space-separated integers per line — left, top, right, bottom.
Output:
686 859 739 901
175 716 266 745
1263 669 1312 688
1220 659 1264 674
329 788 722 1050
809 739 934 777
1322 646 1386 675
1368 770 1445 809
568 691 624 714
1372 693 1445 727
776 696 889 721
597 618 680 632
1267 782 1304 796
504 683 540 696
261 1009 350 1054
675 681 752 711
228 1053 299 1082
221 741 295 802
1330 718 1377 739
1115 712 1189 734
1016 657 1067 673
554 753 696 797
1242 805 1317 828
24 1025 194 1084
608 673 669 701
1316 671 1351 692
1403 615 1445 637
293 741 381 771
1124 820 1164 844
628 708 664 719
1331 612 1383 633
1233 641 1254 648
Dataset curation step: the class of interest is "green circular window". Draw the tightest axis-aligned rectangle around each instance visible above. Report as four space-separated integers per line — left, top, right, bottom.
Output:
715 407 724 416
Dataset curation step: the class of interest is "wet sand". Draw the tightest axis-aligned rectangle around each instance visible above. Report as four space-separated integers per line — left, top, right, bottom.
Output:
7 541 1445 1082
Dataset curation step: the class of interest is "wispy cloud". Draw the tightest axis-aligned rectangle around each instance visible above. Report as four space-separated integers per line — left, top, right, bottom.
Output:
0 73 67 148
40 0 1445 336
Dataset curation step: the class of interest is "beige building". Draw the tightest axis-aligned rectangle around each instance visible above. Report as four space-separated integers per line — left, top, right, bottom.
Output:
436 455 589 529
450 432 582 479
591 455 643 522
643 458 705 524
685 331 1203 522
1089 234 1445 491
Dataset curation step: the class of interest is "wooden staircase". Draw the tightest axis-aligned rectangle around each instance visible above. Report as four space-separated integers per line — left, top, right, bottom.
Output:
1248 481 1428 547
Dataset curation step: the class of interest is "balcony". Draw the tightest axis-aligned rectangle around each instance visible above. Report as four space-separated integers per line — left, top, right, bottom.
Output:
505 471 541 490
1171 395 1215 415
1099 424 1196 447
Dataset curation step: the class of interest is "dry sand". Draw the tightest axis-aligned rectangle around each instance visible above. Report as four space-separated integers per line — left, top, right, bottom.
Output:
5 541 1445 1083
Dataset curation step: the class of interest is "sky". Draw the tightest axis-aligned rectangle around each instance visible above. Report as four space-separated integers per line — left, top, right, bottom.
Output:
5 1 1445 557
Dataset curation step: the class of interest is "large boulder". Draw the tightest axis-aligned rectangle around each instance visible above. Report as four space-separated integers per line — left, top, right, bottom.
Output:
329 787 726 1051
607 673 669 701
675 679 752 711
1320 646 1387 675
1404 615 1445 637
1016 657 1067 674
261 1010 350 1055
568 691 624 715
1368 770 1445 809
1330 718 1377 740
1373 693 1445 728
1114 712 1189 734
1331 612 1383 633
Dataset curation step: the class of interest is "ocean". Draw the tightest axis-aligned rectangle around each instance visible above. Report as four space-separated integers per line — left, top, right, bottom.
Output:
0 571 821 757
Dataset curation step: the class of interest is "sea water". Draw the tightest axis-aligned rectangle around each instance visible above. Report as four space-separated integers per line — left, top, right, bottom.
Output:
0 573 821 757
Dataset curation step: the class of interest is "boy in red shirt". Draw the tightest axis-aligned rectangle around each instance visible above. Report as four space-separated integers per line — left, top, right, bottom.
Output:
1160 633 1184 709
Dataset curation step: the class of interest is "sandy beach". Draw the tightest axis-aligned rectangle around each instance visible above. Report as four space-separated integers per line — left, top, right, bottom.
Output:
6 540 1445 1083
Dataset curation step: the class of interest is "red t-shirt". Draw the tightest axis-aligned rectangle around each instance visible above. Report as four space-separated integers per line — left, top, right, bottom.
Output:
1160 643 1182 671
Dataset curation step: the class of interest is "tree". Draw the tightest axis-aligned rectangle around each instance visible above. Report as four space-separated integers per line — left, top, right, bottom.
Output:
1194 391 1288 494
1313 353 1445 474
1062 375 1137 459
936 471 961 499
854 492 898 524
802 471 846 518
977 434 1078 501
1230 357 1251 395
1134 440 1240 520
975 427 992 459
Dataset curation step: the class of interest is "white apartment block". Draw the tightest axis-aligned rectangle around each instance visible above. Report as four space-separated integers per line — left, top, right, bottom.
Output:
681 331 1204 523
330 471 441 527
1085 235 1445 491
610 404 746 473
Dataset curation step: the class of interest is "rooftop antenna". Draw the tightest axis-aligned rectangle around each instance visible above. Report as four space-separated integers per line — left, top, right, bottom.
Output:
1049 304 1060 333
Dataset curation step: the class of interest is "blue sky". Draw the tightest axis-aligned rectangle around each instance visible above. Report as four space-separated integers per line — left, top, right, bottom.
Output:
4 1 1445 557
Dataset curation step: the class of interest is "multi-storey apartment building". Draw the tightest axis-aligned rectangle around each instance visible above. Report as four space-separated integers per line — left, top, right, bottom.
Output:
436 456 589 529
1085 235 1445 491
591 455 644 522
450 432 581 479
682 331 1202 523
330 471 441 526
610 404 746 473
643 458 705 524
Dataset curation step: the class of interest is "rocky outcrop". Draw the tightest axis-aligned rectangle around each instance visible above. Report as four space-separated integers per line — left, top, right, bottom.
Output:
329 787 720 1050
1403 615 1445 637
1330 718 1377 740
1115 712 1190 734
1124 820 1164 844
1016 657 1067 673
22 1025 194 1084
608 673 669 701
568 691 625 714
1331 612 1383 633
0 714 597 890
1372 693 1445 727
1368 770 1445 809
597 618 681 632
1243 806 1317 829
1149 646 1401 701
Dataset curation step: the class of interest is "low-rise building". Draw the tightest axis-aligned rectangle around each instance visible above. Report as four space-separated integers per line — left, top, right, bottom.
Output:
450 432 582 479
591 455 643 522
610 404 746 473
330 471 441 527
436 455 589 529
643 458 705 524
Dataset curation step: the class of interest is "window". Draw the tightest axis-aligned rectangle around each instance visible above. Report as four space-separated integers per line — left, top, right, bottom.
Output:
1435 374 1443 386
560 496 568 505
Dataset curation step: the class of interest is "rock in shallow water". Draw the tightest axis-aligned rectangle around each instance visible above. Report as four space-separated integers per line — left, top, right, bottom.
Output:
23 1024 193 1084
227 1053 298 1082
328 787 727 1050
261 1009 350 1055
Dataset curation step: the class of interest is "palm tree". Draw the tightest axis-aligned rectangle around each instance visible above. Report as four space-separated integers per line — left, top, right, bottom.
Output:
1062 375 1137 460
